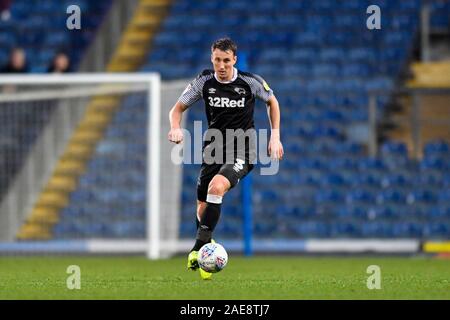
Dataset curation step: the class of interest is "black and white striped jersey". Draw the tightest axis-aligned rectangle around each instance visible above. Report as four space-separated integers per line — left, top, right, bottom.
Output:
178 68 274 134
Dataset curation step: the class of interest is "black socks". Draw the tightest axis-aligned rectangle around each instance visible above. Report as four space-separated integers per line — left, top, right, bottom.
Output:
191 201 222 252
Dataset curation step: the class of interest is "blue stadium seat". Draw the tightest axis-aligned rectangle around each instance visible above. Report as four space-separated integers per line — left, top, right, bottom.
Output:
319 173 346 187
361 222 394 238
350 172 381 187
438 190 450 203
376 189 407 205
406 189 437 205
346 189 375 205
381 141 408 157
215 220 241 237
289 221 330 238
421 157 448 171
428 206 450 219
380 173 411 188
315 189 345 204
423 223 450 238
424 140 449 156
330 222 361 238
392 222 423 238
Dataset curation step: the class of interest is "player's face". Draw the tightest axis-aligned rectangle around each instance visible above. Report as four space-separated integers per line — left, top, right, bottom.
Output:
211 49 237 82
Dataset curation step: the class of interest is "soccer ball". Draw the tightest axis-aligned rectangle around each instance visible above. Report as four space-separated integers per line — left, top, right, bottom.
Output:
198 242 228 273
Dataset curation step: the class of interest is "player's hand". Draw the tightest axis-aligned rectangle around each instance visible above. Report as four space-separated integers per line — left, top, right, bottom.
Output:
168 128 183 144
268 137 284 160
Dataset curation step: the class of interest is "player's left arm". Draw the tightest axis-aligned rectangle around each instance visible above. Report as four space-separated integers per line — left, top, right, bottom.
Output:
266 95 284 160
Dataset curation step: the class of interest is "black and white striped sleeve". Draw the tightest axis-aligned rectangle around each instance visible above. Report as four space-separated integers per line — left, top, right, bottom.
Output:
178 74 210 107
240 73 274 103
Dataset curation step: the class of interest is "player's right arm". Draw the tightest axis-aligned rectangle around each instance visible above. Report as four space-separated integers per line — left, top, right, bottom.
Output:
168 101 188 144
168 72 207 144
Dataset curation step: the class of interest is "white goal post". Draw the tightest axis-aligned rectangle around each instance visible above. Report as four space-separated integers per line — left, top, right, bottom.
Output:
0 73 187 259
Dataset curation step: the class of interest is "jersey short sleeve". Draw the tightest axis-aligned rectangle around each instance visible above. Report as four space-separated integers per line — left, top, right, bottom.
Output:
239 73 274 103
178 70 213 107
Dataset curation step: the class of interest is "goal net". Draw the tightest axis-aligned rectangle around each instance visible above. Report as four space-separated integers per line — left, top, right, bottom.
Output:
0 73 187 259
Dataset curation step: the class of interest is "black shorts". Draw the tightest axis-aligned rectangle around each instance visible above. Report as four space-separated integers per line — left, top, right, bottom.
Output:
196 157 254 202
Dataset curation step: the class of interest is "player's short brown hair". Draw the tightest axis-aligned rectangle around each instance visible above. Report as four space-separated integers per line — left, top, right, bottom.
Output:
211 38 237 56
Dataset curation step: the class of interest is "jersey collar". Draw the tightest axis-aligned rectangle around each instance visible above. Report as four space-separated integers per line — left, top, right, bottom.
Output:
214 67 238 84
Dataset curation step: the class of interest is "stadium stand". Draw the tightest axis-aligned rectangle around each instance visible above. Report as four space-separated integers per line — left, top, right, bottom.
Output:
0 0 111 204
9 0 449 242
54 94 148 239
53 0 450 240
154 0 449 240
17 0 170 240
0 0 112 72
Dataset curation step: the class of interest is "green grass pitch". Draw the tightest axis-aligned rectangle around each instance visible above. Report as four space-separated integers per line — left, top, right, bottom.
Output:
0 256 449 299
